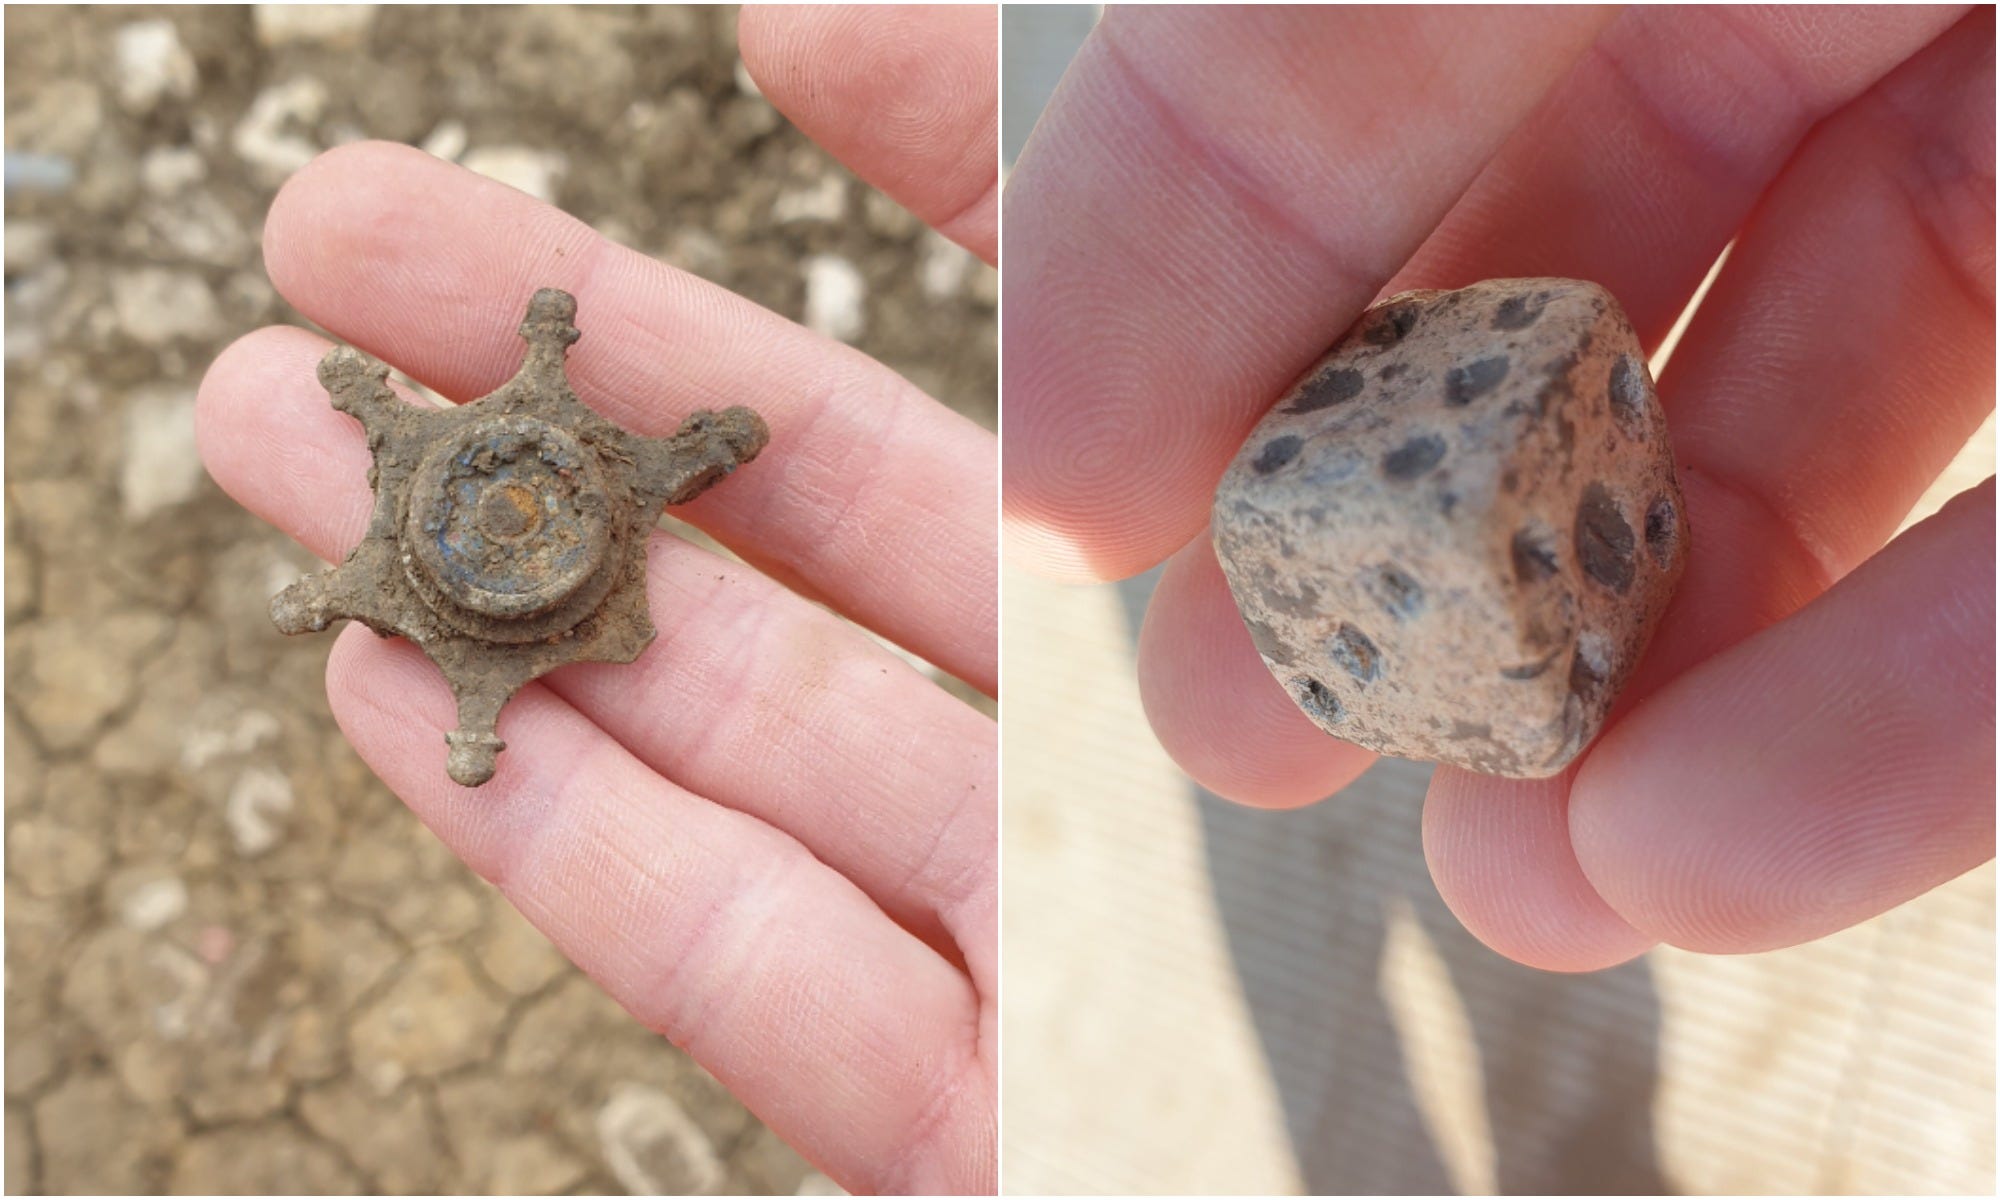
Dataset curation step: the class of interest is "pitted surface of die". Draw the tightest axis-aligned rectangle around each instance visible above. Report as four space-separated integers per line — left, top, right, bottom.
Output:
1212 278 1688 778
270 288 769 787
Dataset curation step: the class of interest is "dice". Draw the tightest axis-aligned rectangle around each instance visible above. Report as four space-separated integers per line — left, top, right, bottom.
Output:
1212 279 1689 778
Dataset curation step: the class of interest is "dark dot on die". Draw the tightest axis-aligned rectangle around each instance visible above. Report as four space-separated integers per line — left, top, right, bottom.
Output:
1369 564 1425 619
1645 494 1678 567
1575 483 1636 594
1382 434 1446 480
1328 624 1380 685
1609 355 1650 437
1287 367 1365 413
1445 355 1510 405
1295 678 1345 725
1492 292 1548 330
1511 526 1559 583
1363 303 1421 345
1252 435 1303 474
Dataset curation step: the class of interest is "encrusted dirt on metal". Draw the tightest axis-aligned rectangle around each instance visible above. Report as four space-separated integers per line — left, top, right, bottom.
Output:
272 287 768 786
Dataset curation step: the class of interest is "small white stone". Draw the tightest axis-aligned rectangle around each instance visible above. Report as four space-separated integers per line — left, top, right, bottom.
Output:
145 942 213 1039
459 146 566 204
113 20 198 114
252 4 376 48
796 1173 848 1196
232 77 328 181
803 255 866 343
595 1083 724 1196
224 766 294 857
139 145 207 195
733 58 763 97
120 876 189 932
120 386 203 519
920 230 973 299
112 268 220 346
419 119 467 162
773 175 846 225
182 708 282 771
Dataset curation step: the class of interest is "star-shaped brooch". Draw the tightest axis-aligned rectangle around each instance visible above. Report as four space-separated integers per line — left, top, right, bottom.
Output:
271 288 768 787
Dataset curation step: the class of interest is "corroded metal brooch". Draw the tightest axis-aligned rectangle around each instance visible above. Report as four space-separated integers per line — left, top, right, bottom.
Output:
271 288 768 786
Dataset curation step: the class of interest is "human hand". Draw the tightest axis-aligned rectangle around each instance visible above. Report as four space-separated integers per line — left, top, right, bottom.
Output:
1004 6 1993 971
197 5 997 1192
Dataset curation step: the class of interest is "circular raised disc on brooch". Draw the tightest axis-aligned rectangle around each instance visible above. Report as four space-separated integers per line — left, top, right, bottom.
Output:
405 415 614 633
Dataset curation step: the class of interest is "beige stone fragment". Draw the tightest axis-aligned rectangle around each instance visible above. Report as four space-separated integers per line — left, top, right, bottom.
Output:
1213 278 1689 778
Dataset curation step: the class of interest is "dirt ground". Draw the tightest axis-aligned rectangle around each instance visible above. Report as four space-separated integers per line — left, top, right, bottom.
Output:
4 4 994 1194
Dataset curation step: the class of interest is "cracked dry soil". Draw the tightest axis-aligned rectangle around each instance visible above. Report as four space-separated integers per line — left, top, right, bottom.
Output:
5 4 995 1194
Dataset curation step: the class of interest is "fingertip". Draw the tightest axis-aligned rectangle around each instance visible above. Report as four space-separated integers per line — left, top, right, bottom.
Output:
732 3 782 71
737 4 997 260
194 327 282 471
1423 768 1657 972
264 140 564 382
1000 351 1229 584
1567 484 1996 954
264 140 426 298
195 325 328 496
1002 514 1129 585
195 324 375 560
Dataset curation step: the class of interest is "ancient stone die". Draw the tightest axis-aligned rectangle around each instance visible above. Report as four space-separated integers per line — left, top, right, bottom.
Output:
1212 278 1688 778
271 288 768 787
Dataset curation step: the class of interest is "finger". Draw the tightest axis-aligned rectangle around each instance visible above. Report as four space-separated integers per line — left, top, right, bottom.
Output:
1571 482 1994 953
322 627 993 1193
1658 6 1994 582
1423 769 1655 972
197 326 996 975
1396 4 1968 343
738 4 998 263
263 141 996 693
1002 5 1615 582
1136 535 1374 808
1428 12 1994 966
